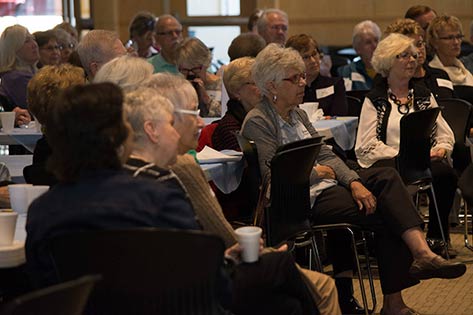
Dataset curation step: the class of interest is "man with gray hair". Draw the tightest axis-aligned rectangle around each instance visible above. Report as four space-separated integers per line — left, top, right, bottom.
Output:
77 29 127 80
148 14 183 74
337 20 381 91
257 8 289 46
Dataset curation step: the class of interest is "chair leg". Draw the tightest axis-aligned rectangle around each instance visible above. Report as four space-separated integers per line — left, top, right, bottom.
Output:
464 200 473 251
347 227 371 315
310 236 324 272
360 231 377 312
429 185 450 259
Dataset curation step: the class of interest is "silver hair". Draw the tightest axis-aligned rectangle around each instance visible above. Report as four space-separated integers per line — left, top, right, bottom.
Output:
256 8 288 35
252 43 304 96
77 29 120 78
124 87 174 146
371 33 416 77
93 55 154 92
352 20 381 48
143 72 198 115
176 37 212 69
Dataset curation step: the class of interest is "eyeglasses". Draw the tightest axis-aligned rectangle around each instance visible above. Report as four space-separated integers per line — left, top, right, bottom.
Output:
175 108 200 116
301 50 323 61
40 45 60 51
396 52 418 60
414 40 425 48
156 29 183 36
282 72 306 85
270 25 288 32
179 65 203 75
58 43 75 50
438 34 464 41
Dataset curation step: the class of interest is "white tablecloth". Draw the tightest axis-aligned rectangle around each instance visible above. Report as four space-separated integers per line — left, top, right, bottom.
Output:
0 126 42 153
313 117 358 151
200 159 244 194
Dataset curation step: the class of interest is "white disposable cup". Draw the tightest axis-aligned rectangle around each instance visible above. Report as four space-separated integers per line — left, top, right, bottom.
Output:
8 184 32 214
235 226 262 263
27 185 49 206
0 210 18 246
0 112 16 132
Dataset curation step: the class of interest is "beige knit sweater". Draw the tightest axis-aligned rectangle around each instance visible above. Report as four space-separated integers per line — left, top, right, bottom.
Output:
171 154 237 248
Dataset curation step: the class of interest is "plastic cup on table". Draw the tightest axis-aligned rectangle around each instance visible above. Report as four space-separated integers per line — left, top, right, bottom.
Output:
0 210 18 246
7 184 32 214
0 112 16 132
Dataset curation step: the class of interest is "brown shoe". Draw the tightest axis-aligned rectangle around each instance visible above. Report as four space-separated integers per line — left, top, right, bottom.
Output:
409 255 466 280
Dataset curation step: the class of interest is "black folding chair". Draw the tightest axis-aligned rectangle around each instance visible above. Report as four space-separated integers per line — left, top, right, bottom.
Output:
438 98 472 174
453 85 473 128
0 275 100 315
346 90 370 104
346 95 363 117
265 139 376 315
395 107 449 257
48 228 225 315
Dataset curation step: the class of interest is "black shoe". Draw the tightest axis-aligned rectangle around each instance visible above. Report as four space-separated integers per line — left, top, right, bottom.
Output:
426 238 458 259
409 255 466 280
340 297 365 315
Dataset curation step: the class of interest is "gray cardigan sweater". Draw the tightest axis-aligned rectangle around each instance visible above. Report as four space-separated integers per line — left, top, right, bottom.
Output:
241 97 360 187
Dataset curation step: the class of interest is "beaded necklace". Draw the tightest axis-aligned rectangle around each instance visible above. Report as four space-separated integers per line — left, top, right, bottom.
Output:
388 88 414 115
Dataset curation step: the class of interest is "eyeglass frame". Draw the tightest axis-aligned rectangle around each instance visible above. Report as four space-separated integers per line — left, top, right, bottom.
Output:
282 72 307 85
58 43 76 50
396 51 418 60
178 65 204 75
301 50 324 61
40 45 60 51
437 34 464 41
156 29 183 37
174 108 200 116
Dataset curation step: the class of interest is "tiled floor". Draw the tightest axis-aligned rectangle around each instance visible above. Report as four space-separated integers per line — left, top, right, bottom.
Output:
353 232 473 315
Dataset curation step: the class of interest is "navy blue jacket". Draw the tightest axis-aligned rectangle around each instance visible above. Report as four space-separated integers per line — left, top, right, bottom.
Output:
26 169 199 288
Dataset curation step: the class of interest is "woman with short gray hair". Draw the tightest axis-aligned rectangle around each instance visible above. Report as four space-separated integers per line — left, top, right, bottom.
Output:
176 37 221 117
244 41 465 315
93 55 153 92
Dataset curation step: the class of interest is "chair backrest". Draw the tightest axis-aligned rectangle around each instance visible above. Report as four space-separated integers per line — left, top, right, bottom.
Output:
396 107 440 185
453 85 473 105
266 142 322 247
235 133 262 212
0 275 100 315
276 136 324 153
458 163 473 205
346 95 363 117
197 122 219 152
346 89 370 103
48 228 225 315
329 55 351 77
438 98 472 174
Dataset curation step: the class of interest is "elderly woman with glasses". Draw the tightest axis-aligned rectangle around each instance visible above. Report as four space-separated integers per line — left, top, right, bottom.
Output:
286 34 348 116
176 37 221 117
427 15 473 86
33 30 61 68
242 43 465 315
385 19 454 99
356 32 458 258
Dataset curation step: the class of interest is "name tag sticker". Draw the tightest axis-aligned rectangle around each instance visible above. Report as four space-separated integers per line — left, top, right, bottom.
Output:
436 78 453 90
351 72 366 83
316 85 335 99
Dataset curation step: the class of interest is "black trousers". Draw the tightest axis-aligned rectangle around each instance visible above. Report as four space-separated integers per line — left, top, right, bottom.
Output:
231 251 319 315
311 167 423 294
371 159 458 240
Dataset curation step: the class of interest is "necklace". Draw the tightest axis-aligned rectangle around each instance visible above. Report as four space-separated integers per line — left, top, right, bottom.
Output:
388 88 414 115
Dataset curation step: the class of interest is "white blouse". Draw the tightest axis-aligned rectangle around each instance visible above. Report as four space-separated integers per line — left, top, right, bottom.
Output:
355 94 454 168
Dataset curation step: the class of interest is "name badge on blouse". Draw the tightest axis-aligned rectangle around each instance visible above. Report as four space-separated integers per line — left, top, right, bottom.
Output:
316 85 335 99
351 72 366 83
436 78 453 90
